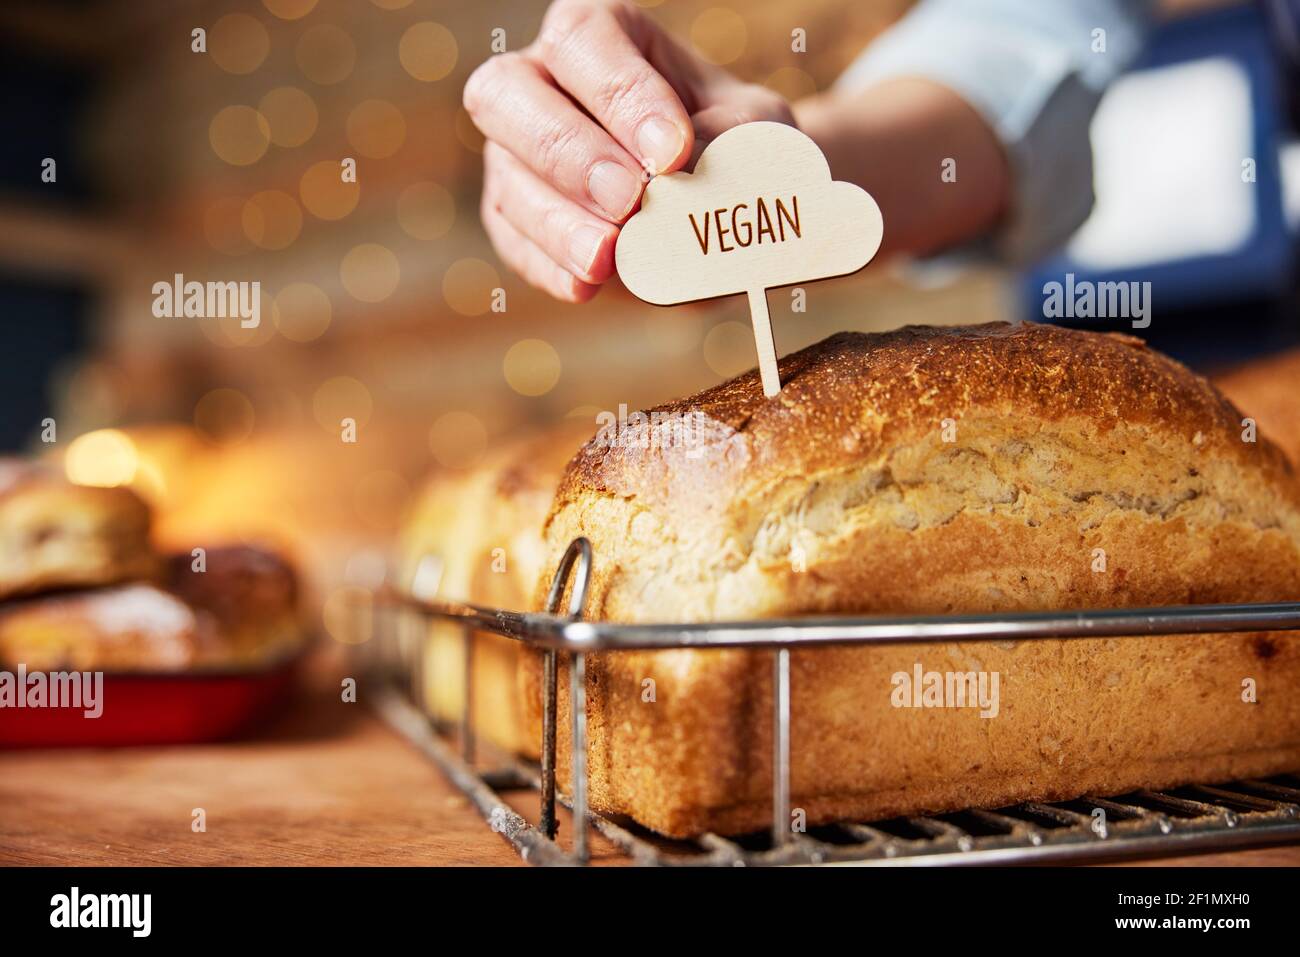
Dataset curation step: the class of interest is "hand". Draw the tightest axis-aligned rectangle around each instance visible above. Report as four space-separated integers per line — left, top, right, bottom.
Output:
464 0 795 302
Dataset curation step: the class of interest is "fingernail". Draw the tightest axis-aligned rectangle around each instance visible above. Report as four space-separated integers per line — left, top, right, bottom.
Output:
587 161 640 220
637 116 685 174
566 223 606 277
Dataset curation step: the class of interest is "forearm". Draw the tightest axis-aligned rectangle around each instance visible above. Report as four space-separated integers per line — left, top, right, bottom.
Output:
794 77 1011 259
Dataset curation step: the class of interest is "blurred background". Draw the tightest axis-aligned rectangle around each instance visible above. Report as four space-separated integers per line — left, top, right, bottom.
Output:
1 0 1296 629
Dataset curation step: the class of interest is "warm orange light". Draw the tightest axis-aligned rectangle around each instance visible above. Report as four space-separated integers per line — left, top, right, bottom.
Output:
442 258 500 316
399 22 458 82
503 338 561 397
300 160 360 220
209 106 271 166
340 244 400 302
65 429 139 488
690 8 748 65
345 100 407 159
397 181 455 241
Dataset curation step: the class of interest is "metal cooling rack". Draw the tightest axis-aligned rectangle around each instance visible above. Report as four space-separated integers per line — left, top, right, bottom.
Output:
361 537 1300 866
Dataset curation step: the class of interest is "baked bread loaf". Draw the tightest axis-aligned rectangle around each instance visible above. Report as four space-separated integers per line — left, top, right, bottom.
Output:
400 423 590 755
528 322 1300 837
0 545 303 672
1215 348 1300 469
0 461 155 600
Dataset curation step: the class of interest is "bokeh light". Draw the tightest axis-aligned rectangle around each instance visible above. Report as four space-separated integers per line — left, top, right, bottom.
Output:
396 181 455 240
204 197 255 255
262 0 318 20
242 190 303 250
322 586 372 644
503 339 561 396
703 320 755 378
197 288 278 349
313 376 374 432
194 388 256 445
399 22 459 82
65 429 138 488
273 282 333 343
209 14 270 75
691 8 748 65
340 243 401 302
765 67 818 102
299 159 360 220
442 257 500 316
258 86 318 147
209 105 271 166
346 99 407 159
296 24 356 85
454 108 484 153
428 411 487 470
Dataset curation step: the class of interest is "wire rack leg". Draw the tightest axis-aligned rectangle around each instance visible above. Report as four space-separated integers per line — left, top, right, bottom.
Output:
572 651 588 863
461 622 475 764
540 649 558 839
772 647 791 847
538 538 593 858
414 614 427 715
405 611 421 707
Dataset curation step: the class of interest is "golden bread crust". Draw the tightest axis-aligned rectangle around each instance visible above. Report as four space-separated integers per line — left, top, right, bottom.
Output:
1215 347 1300 469
0 463 156 601
400 423 591 754
528 323 1300 837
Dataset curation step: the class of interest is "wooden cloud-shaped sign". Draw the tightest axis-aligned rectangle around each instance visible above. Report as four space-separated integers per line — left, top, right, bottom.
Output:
615 121 884 396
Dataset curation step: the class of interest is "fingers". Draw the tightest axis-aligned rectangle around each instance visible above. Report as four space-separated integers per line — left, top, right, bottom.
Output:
464 51 645 222
535 0 694 175
688 85 797 168
481 197 600 305
484 142 619 285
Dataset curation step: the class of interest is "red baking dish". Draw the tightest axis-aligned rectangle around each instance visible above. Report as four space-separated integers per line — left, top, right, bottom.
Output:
0 654 300 748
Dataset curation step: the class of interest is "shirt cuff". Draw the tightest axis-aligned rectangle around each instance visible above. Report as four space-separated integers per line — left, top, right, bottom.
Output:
837 0 1150 263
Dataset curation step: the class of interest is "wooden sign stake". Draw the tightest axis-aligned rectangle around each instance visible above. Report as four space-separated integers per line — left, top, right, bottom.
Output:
616 121 883 398
747 288 780 397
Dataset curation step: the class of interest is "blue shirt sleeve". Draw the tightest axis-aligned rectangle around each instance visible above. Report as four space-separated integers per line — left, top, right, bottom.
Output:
836 0 1154 263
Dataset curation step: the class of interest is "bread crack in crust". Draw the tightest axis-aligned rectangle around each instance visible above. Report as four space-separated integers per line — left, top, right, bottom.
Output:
525 322 1300 838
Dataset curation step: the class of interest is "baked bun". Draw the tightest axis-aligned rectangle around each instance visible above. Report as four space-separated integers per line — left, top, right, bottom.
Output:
400 422 591 754
0 462 156 600
530 322 1300 837
165 544 303 666
0 584 211 672
0 545 303 672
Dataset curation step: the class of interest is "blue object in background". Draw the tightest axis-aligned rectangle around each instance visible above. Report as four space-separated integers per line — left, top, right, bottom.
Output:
0 39 96 451
1021 4 1297 365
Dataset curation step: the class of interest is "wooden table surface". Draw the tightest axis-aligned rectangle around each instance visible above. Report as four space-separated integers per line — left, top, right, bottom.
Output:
2 658 1297 867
